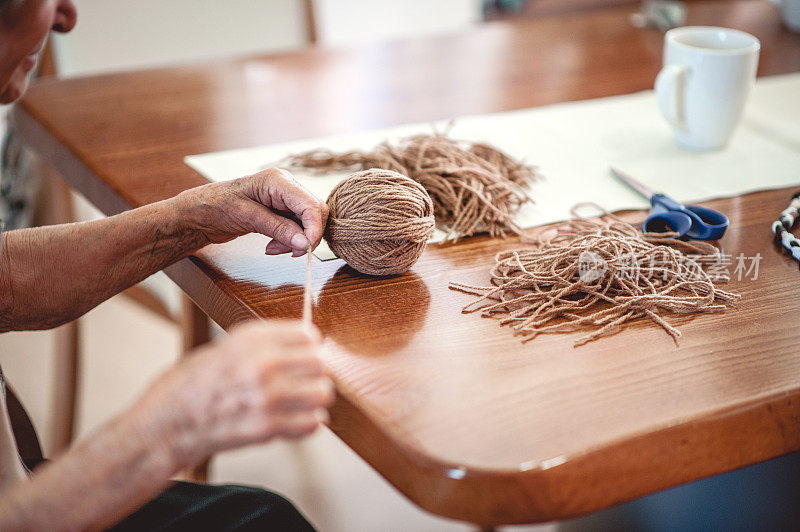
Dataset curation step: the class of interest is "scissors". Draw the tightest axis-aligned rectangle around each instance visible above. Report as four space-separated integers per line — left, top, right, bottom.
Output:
610 167 729 240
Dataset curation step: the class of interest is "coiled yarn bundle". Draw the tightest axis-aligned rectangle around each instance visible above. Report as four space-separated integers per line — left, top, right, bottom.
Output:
286 133 538 242
449 217 740 346
325 169 435 276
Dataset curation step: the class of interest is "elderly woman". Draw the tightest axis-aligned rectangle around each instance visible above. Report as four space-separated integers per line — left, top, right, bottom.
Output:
0 1 334 530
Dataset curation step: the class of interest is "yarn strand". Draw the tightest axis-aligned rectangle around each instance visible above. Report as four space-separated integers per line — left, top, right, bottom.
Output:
449 216 740 346
303 246 313 327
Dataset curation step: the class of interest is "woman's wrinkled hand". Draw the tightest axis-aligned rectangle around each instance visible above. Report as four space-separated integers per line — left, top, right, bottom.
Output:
176 168 329 256
130 320 335 469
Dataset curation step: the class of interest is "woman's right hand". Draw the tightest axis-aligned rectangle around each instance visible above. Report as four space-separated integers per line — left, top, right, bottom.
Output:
129 320 335 469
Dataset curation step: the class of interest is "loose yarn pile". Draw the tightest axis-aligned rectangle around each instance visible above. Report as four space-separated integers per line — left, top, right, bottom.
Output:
285 133 538 242
325 169 435 276
449 216 740 346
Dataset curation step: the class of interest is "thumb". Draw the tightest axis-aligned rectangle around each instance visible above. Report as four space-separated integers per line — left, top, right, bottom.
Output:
239 200 310 253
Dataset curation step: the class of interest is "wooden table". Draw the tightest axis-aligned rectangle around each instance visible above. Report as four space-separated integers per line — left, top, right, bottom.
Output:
13 1 800 527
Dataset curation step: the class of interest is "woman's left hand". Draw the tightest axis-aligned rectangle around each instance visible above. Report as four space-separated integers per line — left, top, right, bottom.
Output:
176 168 329 256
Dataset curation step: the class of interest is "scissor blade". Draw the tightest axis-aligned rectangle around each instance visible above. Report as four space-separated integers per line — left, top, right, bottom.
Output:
610 167 656 200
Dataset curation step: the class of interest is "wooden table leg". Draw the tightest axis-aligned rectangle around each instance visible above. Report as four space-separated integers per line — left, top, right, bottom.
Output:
49 320 79 454
180 293 212 482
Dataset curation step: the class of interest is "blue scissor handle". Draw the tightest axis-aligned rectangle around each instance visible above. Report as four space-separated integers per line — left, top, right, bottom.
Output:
643 194 729 240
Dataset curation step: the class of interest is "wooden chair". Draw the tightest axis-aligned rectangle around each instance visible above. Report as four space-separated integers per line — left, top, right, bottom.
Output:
6 384 44 467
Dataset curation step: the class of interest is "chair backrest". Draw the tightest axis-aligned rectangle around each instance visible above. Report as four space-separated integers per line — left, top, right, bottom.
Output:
5 384 43 464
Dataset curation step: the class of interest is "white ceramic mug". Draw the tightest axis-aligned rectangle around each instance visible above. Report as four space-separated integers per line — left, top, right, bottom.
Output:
655 26 760 151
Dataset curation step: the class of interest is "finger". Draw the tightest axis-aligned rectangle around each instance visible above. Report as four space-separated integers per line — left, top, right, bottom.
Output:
272 410 324 439
258 320 322 346
315 407 330 426
296 200 329 252
265 239 293 255
230 321 322 353
271 208 304 227
267 378 335 413
268 210 310 255
262 169 329 250
238 200 310 252
268 353 327 378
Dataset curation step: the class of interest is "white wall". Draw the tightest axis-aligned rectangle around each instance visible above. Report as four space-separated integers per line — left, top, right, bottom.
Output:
51 0 309 77
51 0 484 76
314 0 482 46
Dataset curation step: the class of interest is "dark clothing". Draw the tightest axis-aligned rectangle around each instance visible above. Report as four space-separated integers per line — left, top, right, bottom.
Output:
112 481 316 532
23 460 315 532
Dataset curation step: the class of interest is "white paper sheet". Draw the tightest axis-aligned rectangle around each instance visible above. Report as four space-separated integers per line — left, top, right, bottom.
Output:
185 73 800 260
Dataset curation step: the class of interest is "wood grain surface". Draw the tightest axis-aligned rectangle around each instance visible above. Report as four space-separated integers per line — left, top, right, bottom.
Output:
13 1 800 526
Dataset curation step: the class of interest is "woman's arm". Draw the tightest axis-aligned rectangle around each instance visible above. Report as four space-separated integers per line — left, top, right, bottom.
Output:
0 168 328 332
0 199 205 331
0 321 334 531
0 398 177 531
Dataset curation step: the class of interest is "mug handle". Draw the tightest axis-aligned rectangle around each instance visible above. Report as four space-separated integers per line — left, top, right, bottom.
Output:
655 64 690 131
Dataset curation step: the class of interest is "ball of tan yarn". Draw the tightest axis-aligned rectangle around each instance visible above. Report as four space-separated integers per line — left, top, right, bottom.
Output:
325 169 435 276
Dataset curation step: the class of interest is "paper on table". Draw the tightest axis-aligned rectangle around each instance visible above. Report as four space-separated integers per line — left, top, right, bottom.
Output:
185 73 800 260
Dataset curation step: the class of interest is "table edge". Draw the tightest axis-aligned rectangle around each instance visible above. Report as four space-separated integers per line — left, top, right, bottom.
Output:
12 78 800 526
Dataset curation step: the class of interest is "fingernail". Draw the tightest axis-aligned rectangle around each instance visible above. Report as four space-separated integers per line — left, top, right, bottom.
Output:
291 233 310 250
315 409 330 426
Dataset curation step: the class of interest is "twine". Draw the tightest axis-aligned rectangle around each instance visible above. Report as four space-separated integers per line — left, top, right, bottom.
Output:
285 133 538 242
303 246 313 327
324 169 435 276
449 216 740 346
